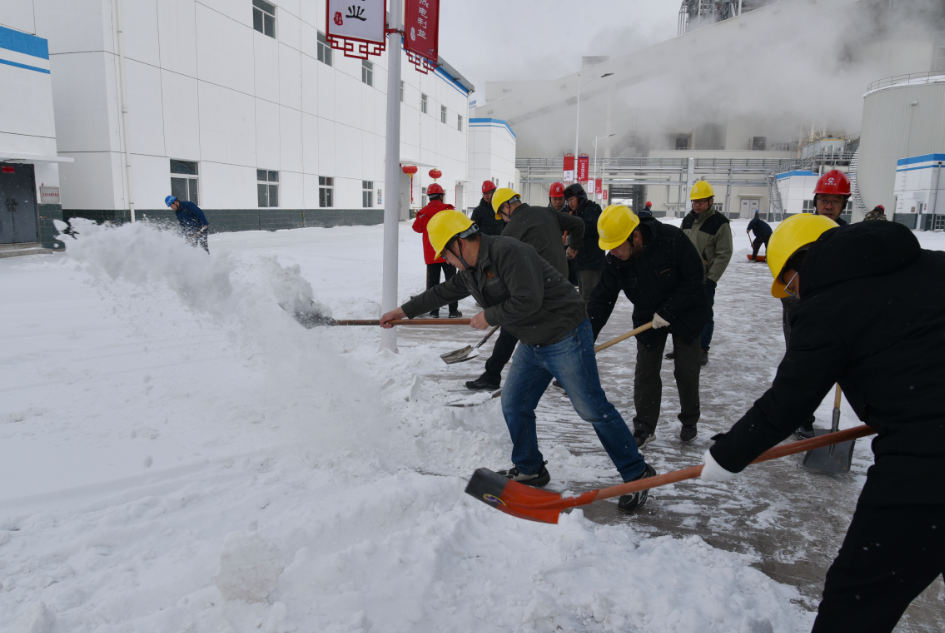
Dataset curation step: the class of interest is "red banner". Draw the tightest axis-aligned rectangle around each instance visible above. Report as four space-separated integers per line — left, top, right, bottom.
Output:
595 178 602 196
563 153 575 184
577 154 589 183
602 189 608 201
405 0 439 63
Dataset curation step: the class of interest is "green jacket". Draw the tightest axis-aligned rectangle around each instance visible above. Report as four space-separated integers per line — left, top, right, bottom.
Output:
401 234 587 346
680 208 733 284
501 203 585 277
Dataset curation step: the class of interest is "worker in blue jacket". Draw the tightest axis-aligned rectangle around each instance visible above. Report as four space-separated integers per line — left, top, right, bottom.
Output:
746 210 772 261
165 195 209 253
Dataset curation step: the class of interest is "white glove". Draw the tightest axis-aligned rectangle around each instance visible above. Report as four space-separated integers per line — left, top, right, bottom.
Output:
700 449 736 482
652 313 670 329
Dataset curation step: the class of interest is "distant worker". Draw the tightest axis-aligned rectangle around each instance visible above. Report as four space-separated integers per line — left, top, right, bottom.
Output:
465 188 585 391
864 204 888 221
588 205 709 446
563 183 606 301
638 201 653 218
470 180 505 236
165 195 209 253
701 216 945 633
549 181 579 286
412 183 462 319
671 181 732 366
747 210 772 261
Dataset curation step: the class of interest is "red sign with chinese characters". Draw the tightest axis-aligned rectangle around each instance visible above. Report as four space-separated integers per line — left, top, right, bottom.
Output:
577 154 589 183
602 189 608 201
563 153 575 184
595 178 602 196
405 0 439 63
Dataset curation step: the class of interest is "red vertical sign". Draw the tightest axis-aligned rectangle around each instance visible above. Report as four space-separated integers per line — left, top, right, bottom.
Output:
602 189 608 201
595 178 602 196
404 0 439 64
577 154 589 183
563 153 575 184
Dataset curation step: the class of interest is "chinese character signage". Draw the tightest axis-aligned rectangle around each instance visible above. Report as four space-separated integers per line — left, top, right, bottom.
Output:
595 178 602 196
563 153 575 184
577 154 589 184
602 189 608 201
326 0 387 59
405 0 439 71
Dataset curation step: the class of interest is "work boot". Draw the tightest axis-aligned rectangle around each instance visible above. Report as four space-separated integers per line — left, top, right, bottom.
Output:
428 309 440 318
497 462 550 488
618 464 657 514
664 351 675 360
448 310 463 319
794 423 816 441
633 429 655 450
680 425 698 442
465 371 500 391
700 350 709 366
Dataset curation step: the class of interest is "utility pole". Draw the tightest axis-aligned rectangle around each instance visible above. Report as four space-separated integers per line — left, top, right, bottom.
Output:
380 0 403 352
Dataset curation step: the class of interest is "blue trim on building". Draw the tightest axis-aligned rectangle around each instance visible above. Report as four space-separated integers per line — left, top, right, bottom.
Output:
0 57 50 74
434 66 469 96
775 170 816 180
469 117 516 140
896 164 945 173
0 25 49 60
897 154 945 167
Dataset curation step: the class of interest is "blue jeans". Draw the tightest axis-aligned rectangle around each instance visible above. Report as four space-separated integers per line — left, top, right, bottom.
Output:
701 284 716 351
500 319 646 482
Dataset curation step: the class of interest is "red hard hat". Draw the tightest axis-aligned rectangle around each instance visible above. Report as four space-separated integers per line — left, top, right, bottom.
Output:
549 182 565 197
427 183 445 196
876 205 885 211
814 170 851 196
645 201 652 207
482 180 497 194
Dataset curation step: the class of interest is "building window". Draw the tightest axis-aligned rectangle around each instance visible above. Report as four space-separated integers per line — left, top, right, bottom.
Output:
457 114 463 131
362 181 374 208
170 160 199 205
421 186 428 207
750 136 767 151
257 170 279 207
713 203 723 213
317 31 332 66
252 0 275 38
400 81 404 102
440 105 447 124
420 93 427 114
675 134 691 150
802 199 815 213
361 60 373 86
319 176 333 208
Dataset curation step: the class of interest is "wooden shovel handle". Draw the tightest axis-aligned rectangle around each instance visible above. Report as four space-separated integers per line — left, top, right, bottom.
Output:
834 384 843 409
593 322 653 353
333 318 472 326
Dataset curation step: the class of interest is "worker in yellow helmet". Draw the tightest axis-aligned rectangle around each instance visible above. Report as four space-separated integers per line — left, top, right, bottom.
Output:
379 210 655 511
588 205 709 447
701 215 945 632
671 180 733 366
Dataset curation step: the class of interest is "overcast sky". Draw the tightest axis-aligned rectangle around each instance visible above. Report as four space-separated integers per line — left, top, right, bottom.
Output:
437 0 679 99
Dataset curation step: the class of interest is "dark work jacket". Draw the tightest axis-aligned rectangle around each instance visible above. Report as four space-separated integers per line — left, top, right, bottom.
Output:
471 198 506 236
572 199 606 271
710 222 945 505
587 218 709 346
176 201 209 234
501 203 585 277
401 234 587 346
747 217 772 238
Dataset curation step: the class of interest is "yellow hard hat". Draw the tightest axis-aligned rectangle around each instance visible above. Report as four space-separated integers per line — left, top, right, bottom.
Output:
767 213 838 298
428 210 476 259
690 180 715 200
597 205 640 251
491 188 520 220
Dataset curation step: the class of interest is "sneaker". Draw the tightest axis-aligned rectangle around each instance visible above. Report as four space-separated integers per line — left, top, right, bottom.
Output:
465 371 500 391
448 310 463 319
700 350 709 366
633 429 655 449
794 425 816 441
428 309 440 318
618 464 657 514
680 425 698 442
497 462 550 488
664 351 675 360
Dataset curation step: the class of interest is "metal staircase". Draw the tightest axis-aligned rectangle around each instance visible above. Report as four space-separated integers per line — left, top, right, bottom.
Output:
849 149 869 220
766 172 785 221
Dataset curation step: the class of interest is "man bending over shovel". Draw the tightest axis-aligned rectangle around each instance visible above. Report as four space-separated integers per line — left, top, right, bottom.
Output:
701 213 945 633
380 211 657 513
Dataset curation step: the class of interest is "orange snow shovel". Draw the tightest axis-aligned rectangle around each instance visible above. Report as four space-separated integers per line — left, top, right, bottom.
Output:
464 424 877 524
746 232 766 263
803 385 856 473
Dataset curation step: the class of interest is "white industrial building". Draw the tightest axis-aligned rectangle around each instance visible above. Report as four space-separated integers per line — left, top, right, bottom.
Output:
892 154 945 230
2 0 486 232
466 115 518 210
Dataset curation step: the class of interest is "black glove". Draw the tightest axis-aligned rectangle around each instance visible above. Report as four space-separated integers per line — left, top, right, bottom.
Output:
705 279 717 289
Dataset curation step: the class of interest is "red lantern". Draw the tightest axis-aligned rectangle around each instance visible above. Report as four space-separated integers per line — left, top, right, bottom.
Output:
402 165 418 204
429 168 442 181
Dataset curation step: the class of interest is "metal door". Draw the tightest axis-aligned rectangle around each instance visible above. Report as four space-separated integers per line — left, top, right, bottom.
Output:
0 163 39 244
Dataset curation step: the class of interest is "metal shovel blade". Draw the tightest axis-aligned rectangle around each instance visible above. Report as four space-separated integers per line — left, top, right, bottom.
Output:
440 345 477 364
802 429 856 473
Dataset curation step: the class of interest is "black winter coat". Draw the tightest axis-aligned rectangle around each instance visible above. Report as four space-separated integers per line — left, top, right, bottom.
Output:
572 199 606 271
471 198 506 236
501 203 585 278
747 217 772 238
710 221 945 505
587 218 709 346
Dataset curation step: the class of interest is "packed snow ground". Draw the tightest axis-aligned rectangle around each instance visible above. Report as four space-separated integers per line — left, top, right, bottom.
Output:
1 218 942 632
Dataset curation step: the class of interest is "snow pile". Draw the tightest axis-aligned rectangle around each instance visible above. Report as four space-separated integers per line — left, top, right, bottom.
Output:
0 222 820 631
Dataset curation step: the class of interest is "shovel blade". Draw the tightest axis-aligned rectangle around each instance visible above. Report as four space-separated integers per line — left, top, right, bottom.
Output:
440 345 476 364
802 429 856 473
464 468 598 524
